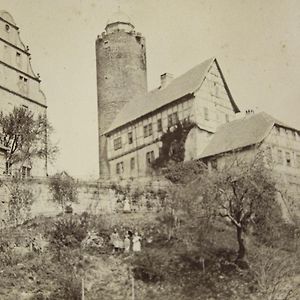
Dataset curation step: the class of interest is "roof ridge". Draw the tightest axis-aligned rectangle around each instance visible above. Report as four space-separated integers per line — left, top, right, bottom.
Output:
105 57 218 134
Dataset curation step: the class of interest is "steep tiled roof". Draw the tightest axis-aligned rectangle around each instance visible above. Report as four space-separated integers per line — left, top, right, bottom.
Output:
105 57 239 134
200 112 299 159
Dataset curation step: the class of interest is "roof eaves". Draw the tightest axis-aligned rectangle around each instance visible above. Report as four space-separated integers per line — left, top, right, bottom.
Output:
199 143 258 160
214 59 240 113
104 93 195 136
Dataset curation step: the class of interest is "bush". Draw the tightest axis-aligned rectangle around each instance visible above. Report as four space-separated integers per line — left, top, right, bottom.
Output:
49 273 82 300
49 216 88 260
48 171 78 212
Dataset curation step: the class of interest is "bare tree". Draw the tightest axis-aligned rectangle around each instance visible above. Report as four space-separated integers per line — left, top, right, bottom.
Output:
193 153 281 264
164 152 282 266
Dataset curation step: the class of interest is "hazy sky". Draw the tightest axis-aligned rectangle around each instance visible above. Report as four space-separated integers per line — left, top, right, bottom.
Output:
1 0 300 178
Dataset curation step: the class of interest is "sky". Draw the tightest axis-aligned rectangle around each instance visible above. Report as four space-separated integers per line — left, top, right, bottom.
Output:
1 0 300 179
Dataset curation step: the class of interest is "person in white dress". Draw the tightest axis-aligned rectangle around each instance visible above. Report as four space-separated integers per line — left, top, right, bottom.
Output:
124 234 131 253
132 232 141 252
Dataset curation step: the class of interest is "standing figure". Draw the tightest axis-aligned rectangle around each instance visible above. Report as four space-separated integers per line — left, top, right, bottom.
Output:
124 234 131 253
110 228 121 253
123 197 131 213
132 232 141 252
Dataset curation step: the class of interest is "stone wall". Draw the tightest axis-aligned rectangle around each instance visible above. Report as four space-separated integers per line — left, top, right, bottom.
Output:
0 175 169 226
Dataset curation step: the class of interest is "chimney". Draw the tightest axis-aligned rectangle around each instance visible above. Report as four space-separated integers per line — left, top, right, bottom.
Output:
245 109 255 118
160 73 173 89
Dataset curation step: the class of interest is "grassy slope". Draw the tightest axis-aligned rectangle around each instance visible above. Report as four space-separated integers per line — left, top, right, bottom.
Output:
0 214 299 300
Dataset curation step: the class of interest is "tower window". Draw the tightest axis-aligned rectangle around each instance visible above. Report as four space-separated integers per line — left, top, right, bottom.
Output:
113 137 122 150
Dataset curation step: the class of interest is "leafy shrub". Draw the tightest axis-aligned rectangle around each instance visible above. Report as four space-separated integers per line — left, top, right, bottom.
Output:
49 273 82 300
49 216 87 260
48 171 78 212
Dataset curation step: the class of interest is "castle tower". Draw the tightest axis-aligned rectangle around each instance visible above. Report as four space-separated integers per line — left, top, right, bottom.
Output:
96 11 147 178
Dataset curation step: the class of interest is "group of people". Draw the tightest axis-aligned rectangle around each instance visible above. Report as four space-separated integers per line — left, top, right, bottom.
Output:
110 228 142 253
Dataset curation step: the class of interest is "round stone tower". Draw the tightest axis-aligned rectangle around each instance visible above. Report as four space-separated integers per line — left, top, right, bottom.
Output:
96 12 147 178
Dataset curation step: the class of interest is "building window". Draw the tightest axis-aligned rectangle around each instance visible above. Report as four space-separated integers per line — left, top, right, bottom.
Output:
285 152 292 167
5 24 9 32
116 162 124 174
5 161 12 175
130 157 135 170
157 119 162 132
21 166 31 178
211 159 218 170
214 81 219 98
225 114 229 123
167 112 179 127
204 107 209 121
143 123 153 138
128 132 133 144
113 137 122 150
146 151 155 165
277 149 283 165
16 52 21 66
296 154 300 168
293 131 298 140
265 146 272 163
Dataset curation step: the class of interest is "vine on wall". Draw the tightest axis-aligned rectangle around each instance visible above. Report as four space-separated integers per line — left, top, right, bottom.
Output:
151 119 195 169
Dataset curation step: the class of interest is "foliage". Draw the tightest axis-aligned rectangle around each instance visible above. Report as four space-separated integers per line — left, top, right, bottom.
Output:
251 246 300 299
49 216 88 254
163 159 207 184
2 176 34 226
0 106 57 172
48 171 78 211
163 152 282 265
49 273 82 300
152 119 195 169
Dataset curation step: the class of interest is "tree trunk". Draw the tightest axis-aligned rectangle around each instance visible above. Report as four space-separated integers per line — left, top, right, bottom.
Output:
236 226 249 268
236 226 245 259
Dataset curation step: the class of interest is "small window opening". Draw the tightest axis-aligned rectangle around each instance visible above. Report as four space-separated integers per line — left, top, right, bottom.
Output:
286 152 291 167
5 24 10 32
